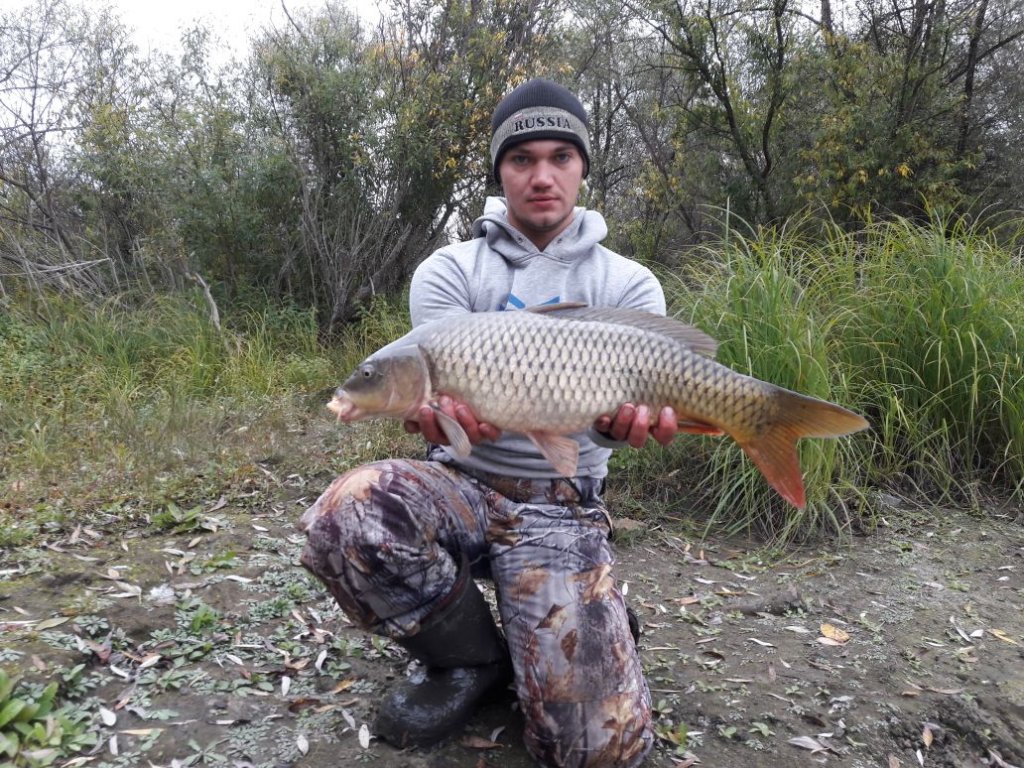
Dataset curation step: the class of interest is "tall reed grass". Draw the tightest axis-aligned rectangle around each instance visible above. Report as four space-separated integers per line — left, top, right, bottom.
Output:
654 211 1024 539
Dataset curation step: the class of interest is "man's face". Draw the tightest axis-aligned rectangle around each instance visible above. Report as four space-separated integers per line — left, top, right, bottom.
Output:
498 140 585 250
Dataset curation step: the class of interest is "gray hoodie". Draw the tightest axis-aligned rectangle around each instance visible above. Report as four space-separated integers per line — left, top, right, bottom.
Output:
408 197 666 479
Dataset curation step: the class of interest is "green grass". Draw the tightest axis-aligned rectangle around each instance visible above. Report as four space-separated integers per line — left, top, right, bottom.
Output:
3 211 1023 544
645 209 1024 539
0 291 411 544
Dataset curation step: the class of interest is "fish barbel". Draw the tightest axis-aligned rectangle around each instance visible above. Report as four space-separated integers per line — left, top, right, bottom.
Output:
328 304 868 508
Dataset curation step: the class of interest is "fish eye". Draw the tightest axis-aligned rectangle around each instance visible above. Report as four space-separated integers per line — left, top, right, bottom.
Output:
359 363 375 378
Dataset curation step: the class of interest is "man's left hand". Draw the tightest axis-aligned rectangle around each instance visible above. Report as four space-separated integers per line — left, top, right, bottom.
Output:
593 403 679 449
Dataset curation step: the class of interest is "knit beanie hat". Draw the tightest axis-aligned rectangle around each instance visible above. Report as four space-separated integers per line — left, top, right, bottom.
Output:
490 78 591 183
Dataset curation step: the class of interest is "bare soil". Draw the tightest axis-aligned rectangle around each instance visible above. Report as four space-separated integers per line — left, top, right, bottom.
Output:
2 470 1023 768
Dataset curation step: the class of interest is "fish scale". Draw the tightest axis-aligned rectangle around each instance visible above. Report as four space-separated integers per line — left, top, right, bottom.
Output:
421 312 757 435
329 306 869 508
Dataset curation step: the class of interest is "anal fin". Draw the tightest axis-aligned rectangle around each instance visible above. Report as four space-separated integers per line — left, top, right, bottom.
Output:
677 419 725 437
527 432 580 478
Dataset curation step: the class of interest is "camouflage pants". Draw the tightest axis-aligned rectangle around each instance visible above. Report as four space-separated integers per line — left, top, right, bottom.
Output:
299 458 653 768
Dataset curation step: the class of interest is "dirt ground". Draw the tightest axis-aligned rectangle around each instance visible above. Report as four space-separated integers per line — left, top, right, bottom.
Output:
2 474 1023 768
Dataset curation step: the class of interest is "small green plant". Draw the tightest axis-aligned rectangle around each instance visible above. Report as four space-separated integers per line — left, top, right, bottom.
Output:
749 721 775 737
151 503 205 534
0 668 97 766
176 598 223 636
717 724 738 740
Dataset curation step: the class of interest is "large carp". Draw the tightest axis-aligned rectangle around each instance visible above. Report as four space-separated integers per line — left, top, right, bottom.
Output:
328 304 868 508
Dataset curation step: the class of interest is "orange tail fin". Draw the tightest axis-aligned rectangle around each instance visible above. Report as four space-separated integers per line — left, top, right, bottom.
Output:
736 389 869 509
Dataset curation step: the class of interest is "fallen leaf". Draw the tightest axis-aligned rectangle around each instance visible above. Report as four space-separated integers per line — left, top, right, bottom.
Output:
988 629 1020 645
110 582 142 599
296 734 309 755
99 706 117 727
783 625 811 634
820 623 850 643
138 653 162 670
35 616 71 631
988 749 1021 768
461 735 501 750
288 698 324 714
922 725 933 747
672 754 700 767
358 724 370 749
332 678 356 694
789 735 827 753
672 596 704 606
747 638 775 648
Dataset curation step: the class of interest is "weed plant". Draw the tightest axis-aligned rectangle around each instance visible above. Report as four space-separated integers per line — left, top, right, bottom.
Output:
0 290 410 542
651 210 1024 539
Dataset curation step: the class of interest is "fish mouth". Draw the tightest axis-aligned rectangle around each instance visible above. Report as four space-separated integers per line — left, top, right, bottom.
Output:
327 391 359 421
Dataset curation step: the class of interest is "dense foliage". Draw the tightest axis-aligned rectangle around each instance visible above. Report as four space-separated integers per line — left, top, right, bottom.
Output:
2 0 1023 536
3 0 1024 315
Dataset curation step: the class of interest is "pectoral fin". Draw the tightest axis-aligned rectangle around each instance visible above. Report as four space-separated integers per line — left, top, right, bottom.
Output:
527 432 580 477
432 406 472 457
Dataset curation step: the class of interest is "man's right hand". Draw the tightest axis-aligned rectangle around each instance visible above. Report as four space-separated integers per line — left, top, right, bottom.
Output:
404 396 502 445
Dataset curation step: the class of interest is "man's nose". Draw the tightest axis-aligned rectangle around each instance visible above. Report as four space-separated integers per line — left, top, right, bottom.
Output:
531 161 555 186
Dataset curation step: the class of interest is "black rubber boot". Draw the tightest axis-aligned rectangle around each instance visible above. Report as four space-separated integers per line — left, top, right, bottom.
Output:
627 605 641 644
374 569 513 748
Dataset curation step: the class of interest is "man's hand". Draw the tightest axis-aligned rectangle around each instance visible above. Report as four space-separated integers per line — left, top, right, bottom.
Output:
404 395 502 445
593 403 679 449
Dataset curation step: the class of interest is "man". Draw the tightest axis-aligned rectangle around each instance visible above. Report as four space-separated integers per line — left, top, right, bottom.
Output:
299 78 679 768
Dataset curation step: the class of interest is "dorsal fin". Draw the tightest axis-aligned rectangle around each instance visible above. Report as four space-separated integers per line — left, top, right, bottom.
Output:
528 303 718 359
526 301 589 313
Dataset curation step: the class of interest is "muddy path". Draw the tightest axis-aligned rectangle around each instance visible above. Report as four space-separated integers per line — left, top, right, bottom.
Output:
2 478 1022 768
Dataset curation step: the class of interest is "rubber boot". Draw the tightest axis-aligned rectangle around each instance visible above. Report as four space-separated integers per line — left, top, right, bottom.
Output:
374 568 513 748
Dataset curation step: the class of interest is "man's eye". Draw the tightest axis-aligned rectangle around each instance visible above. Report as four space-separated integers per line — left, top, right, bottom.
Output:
511 155 529 165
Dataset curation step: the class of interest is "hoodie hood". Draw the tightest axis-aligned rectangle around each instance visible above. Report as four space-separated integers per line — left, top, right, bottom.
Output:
471 196 608 266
